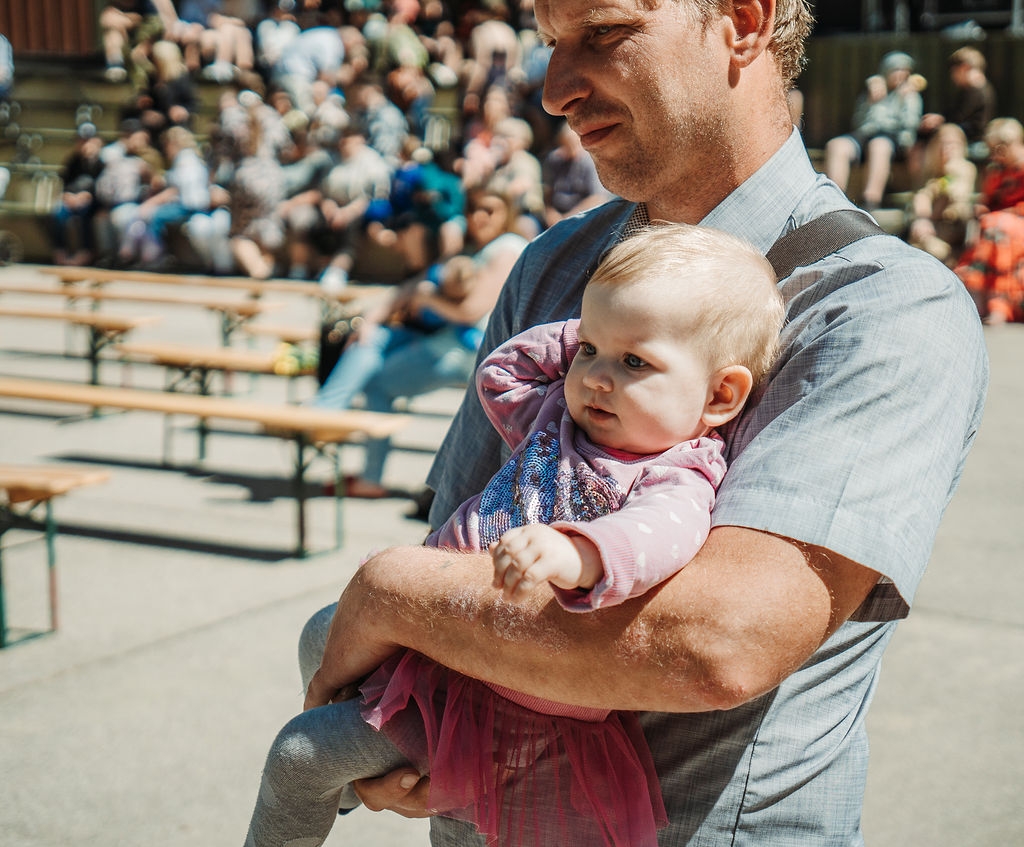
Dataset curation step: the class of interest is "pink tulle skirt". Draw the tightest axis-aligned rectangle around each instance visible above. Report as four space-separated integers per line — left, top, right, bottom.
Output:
360 650 667 847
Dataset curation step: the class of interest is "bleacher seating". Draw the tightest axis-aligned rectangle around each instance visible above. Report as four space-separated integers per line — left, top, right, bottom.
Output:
0 59 225 263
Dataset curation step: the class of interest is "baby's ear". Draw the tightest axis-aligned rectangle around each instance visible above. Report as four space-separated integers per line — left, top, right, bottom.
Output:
701 365 754 428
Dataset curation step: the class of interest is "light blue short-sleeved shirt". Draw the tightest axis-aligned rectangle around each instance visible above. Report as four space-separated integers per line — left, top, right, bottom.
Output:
426 131 988 845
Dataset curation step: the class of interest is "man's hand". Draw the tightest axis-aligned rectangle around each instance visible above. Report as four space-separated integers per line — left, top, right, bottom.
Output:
489 525 603 603
352 768 433 817
303 666 362 711
300 563 405 711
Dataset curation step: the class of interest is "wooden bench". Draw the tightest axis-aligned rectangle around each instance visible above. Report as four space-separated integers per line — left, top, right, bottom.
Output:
42 266 391 307
0 305 161 384
0 283 284 346
0 465 110 648
243 322 320 345
115 340 314 400
0 377 410 557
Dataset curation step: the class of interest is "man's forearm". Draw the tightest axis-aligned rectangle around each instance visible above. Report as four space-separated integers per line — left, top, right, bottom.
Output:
318 528 876 713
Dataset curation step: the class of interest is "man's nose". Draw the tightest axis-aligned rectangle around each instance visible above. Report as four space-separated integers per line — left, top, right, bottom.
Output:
541 45 587 117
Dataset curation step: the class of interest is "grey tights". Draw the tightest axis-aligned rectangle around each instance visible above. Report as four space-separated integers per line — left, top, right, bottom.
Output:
243 603 486 847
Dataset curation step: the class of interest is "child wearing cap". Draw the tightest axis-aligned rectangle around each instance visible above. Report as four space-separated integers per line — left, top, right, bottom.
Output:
824 50 925 211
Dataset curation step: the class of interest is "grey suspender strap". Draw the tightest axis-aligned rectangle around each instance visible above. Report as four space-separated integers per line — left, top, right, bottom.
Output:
765 209 888 279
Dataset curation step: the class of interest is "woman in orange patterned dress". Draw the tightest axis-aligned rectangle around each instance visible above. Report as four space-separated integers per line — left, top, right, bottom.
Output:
955 118 1024 322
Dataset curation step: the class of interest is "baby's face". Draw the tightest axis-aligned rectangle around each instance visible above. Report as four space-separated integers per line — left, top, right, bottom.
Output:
565 282 714 455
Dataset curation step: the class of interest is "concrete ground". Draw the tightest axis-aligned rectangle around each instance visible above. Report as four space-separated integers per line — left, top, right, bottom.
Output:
0 263 1020 846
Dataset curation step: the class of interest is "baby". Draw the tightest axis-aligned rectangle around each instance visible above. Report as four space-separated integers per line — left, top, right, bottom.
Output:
246 222 786 847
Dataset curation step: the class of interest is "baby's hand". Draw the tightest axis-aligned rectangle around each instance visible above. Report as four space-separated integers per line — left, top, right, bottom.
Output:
489 525 601 603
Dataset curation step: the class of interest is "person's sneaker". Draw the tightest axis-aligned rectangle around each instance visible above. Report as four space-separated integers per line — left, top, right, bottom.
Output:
319 266 348 295
104 65 128 83
323 476 392 499
202 61 235 83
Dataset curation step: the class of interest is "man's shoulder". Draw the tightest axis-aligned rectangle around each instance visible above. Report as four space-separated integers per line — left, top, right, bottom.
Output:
786 225 978 342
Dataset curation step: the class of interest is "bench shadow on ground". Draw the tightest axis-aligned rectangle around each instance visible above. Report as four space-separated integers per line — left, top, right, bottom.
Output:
15 446 334 562
38 446 424 558
7 509 295 562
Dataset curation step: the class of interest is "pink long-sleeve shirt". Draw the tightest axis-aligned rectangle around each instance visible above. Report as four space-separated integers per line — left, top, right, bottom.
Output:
429 319 727 613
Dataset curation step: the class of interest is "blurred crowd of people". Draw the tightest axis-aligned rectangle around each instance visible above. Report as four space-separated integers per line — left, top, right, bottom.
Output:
39 0 620 498
822 45 1024 324
37 14 1024 333
48 0 612 284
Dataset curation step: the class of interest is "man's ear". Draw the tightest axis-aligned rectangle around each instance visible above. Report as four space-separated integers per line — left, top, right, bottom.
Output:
702 365 755 428
727 0 774 69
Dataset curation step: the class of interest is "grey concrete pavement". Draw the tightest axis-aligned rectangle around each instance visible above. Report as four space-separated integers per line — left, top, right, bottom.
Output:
0 263 1020 846
861 322 1024 846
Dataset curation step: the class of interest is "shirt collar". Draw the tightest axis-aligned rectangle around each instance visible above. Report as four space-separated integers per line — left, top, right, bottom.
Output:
701 129 825 253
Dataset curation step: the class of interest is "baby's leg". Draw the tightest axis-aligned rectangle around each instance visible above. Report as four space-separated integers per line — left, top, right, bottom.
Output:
244 697 412 847
298 602 336 691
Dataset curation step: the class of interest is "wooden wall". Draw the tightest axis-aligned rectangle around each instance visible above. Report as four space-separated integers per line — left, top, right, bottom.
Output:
1 0 98 58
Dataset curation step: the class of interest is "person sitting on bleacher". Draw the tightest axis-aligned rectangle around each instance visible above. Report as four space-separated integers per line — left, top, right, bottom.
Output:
99 0 177 85
314 121 393 291
50 124 106 267
126 125 212 268
915 46 997 171
364 137 466 280
93 119 162 267
955 118 1024 324
137 39 197 134
824 51 924 212
0 32 12 101
907 123 977 267
226 99 291 280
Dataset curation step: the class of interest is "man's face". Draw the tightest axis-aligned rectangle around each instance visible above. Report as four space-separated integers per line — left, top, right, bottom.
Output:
534 0 728 208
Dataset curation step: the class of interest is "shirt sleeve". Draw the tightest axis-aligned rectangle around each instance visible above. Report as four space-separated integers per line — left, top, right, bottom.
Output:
477 320 580 449
550 436 727 612
712 240 987 619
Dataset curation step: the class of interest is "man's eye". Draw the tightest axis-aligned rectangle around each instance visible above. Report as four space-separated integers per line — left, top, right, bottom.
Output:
624 353 647 369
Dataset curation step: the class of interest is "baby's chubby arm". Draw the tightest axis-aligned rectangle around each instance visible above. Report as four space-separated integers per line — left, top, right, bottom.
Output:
490 525 603 604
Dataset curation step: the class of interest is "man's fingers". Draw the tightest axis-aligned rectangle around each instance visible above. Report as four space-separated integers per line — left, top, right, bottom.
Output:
352 768 433 817
305 669 365 710
303 670 334 711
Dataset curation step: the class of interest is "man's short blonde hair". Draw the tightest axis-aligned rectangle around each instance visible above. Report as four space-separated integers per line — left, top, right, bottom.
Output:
588 223 785 386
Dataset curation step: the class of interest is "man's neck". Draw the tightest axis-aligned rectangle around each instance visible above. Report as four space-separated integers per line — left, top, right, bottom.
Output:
647 112 792 224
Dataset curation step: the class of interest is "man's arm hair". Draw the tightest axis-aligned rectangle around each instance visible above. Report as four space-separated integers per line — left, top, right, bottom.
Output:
313 526 879 714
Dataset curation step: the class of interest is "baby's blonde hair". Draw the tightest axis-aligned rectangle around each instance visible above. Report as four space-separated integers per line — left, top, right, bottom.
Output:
587 223 785 386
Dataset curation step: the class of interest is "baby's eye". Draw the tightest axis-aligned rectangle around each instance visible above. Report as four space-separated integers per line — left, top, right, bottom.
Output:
579 342 597 356
624 353 647 369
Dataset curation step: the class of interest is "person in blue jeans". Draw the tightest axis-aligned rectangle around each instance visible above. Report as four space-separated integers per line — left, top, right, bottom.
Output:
50 127 105 266
0 33 13 101
309 186 527 498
